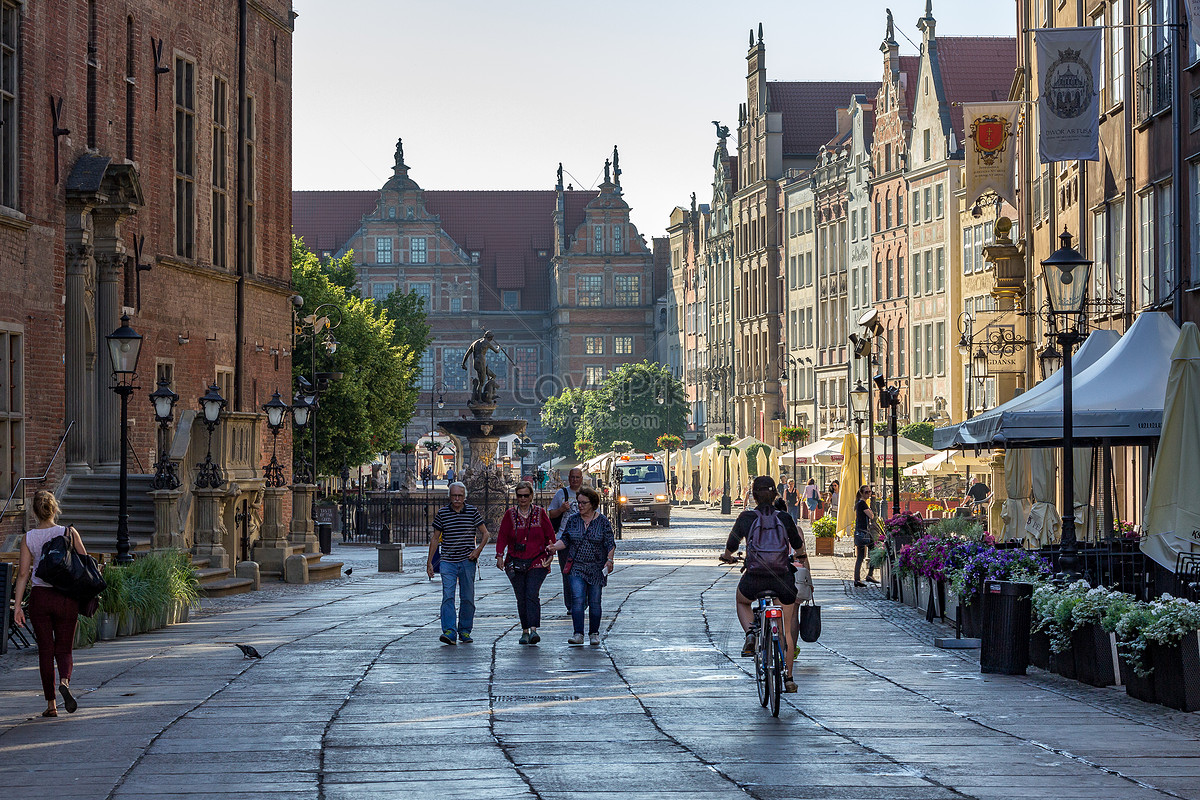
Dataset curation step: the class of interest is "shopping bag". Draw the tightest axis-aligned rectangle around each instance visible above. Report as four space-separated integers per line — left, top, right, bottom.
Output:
799 602 821 643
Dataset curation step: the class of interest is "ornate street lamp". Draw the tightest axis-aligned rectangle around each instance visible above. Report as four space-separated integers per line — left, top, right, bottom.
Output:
291 393 314 484
850 380 870 492
1038 343 1063 380
972 346 989 413
1042 228 1092 579
149 377 180 490
106 314 142 564
262 390 290 488
195 383 227 489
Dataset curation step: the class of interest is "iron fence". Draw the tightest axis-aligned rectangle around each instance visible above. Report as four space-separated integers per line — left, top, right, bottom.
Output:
338 490 516 546
1037 541 1164 600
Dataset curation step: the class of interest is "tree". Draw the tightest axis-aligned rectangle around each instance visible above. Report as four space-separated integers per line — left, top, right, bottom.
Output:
579 361 686 453
745 443 771 477
291 237 425 477
540 387 590 453
898 421 934 448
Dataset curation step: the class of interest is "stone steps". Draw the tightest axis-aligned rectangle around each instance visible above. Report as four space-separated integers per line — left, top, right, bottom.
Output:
59 473 156 555
191 555 254 598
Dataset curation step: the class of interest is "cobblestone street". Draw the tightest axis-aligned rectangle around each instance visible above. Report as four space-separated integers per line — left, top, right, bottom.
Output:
3 507 1199 799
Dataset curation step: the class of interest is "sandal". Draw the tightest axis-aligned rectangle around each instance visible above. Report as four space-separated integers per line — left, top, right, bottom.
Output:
59 683 77 714
41 709 57 717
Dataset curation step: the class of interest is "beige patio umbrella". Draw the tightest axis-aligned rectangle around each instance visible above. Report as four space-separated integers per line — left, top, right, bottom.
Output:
836 432 861 538
674 448 689 502
1143 322 1200 570
698 446 711 502
1026 448 1061 547
999 449 1031 544
1073 447 1094 542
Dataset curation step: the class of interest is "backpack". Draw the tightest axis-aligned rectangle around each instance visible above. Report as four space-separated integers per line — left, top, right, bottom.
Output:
744 509 792 575
550 488 576 533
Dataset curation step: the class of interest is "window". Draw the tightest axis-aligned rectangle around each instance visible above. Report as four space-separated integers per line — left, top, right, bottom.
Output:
87 1 96 148
885 329 894 377
924 250 933 294
897 254 904 295
935 321 945 375
851 211 858 240
594 225 604 253
886 257 894 299
577 274 603 307
896 194 904 225
897 326 905 376
585 336 604 355
440 348 467 390
912 325 922 377
875 258 883 301
935 184 944 218
936 248 945 291
963 226 974 274
923 188 932 222
377 237 393 264
515 346 538 393
211 78 228 269
418 349 434 391
585 366 605 387
851 267 859 307
1112 200 1127 299
371 282 395 303
174 57 196 258
487 349 508 390
1138 192 1154 307
615 335 634 355
1159 182 1174 301
1110 1 1125 104
0 2 17 207
502 290 520 310
615 275 641 306
875 200 881 231
125 17 135 161
923 129 931 161
450 296 462 314
1093 208 1109 301
410 237 427 264
0 327 22 500
410 282 432 309
388 206 396 218
1192 165 1200 284
216 368 234 406
613 225 623 253
924 323 934 376
912 191 920 224
244 96 256 273
912 254 921 297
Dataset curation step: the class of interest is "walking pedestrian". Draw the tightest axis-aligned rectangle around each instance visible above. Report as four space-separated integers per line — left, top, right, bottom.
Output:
495 481 557 645
446 465 456 484
559 487 614 646
826 479 840 520
802 478 820 520
12 491 86 717
853 485 879 587
427 482 491 644
546 467 583 613
783 478 800 523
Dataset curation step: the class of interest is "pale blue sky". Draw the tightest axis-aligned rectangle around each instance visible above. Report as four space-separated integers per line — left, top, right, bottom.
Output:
291 1 1015 237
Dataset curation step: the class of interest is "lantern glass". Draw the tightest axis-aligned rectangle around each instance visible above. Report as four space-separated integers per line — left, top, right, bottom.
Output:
1038 344 1063 379
199 384 225 423
149 378 178 422
1041 230 1093 316
972 347 989 378
292 398 311 428
849 381 870 415
106 314 143 375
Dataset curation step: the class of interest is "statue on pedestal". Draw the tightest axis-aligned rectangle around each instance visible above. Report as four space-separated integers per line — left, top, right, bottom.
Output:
462 330 514 410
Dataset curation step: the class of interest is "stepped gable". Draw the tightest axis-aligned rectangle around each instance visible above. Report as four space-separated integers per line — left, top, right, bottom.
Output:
900 55 921 110
767 81 881 158
932 36 1018 138
292 190 376 254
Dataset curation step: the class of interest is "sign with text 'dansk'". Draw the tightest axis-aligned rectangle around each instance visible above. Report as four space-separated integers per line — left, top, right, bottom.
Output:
1036 27 1102 163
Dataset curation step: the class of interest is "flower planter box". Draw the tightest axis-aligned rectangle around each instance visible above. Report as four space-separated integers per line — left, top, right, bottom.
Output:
916 578 943 619
1149 630 1200 712
1050 642 1078 680
1071 623 1121 688
97 612 118 641
1121 656 1157 704
814 537 835 556
901 574 919 608
957 595 983 639
1029 629 1051 670
880 558 894 600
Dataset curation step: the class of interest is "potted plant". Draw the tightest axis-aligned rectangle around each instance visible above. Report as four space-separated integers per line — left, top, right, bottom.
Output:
610 440 634 453
1115 595 1200 711
575 439 598 460
97 564 128 640
812 515 837 556
656 434 684 452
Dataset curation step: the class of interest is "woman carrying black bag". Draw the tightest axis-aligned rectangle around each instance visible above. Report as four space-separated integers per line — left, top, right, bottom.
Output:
12 491 88 717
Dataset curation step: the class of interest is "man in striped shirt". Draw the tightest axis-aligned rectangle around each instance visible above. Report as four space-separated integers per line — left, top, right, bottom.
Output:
427 481 491 644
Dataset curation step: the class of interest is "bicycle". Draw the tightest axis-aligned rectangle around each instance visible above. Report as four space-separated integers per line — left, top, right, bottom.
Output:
720 552 784 716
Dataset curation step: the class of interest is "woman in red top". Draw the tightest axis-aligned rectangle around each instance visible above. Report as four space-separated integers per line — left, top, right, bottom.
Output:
495 480 557 645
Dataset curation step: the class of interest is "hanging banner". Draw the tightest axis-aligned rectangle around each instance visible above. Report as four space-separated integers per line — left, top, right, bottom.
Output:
1036 27 1102 163
964 102 1020 207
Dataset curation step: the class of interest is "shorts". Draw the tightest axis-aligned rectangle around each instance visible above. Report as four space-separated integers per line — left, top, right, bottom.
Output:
737 570 798 606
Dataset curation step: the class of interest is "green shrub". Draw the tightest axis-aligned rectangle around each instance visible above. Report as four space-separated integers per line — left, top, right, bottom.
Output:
928 517 986 542
812 516 838 538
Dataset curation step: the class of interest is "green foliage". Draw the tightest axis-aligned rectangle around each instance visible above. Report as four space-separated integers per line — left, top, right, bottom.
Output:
540 387 590 453
541 442 560 456
575 439 598 460
779 426 808 444
611 440 633 452
928 517 986 541
656 434 684 451
715 433 735 447
898 421 934 447
873 421 888 435
292 237 423 477
745 444 771 476
812 515 838 538
99 550 199 633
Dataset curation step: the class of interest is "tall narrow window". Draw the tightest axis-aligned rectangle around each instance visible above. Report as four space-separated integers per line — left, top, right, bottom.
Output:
1192 165 1200 284
1093 208 1109 302
0 327 23 500
244 95 256 273
1111 200 1127 299
174 57 196 258
125 17 135 160
410 237 427 263
0 1 18 209
1138 192 1154 307
612 225 623 253
1110 1 1125 104
896 254 904 295
935 184 944 218
912 325 922 377
963 226 974 274
1159 182 1174 302
924 323 934 376
594 225 604 253
211 78 228 269
87 1 97 149
935 322 946 375
936 248 945 291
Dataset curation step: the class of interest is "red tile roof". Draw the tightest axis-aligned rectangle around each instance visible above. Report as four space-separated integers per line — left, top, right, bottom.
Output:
930 37 1017 138
292 190 376 253
768 81 881 157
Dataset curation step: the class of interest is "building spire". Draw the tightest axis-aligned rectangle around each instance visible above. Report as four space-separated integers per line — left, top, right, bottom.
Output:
918 0 936 36
757 22 763 44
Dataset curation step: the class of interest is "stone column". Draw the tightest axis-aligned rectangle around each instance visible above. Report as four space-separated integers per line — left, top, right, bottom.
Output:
151 489 184 550
64 238 96 472
255 485 292 574
94 248 125 470
289 483 318 553
192 487 230 569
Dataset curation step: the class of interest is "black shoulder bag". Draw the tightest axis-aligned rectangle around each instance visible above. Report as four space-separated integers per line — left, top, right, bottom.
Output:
35 526 107 603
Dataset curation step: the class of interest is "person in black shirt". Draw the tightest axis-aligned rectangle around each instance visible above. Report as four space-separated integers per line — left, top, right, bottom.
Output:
966 477 992 509
852 485 878 587
721 476 808 691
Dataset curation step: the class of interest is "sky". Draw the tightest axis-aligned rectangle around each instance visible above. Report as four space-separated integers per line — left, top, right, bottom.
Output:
291 1 1016 238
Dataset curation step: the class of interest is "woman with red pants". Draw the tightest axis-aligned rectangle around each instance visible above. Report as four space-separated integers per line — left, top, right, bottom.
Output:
13 490 87 717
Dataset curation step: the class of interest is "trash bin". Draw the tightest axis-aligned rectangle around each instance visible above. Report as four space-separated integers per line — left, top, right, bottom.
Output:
1 562 12 656
317 521 333 556
980 580 1033 675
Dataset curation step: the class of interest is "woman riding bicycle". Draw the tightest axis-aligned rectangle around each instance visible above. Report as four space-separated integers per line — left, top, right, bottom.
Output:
721 475 808 693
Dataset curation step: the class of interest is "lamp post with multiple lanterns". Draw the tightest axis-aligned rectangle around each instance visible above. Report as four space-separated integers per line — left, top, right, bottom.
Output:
149 377 180 491
106 314 143 564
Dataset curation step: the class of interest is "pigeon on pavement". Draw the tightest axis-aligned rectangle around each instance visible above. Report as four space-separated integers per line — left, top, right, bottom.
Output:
344 567 353 576
235 644 263 659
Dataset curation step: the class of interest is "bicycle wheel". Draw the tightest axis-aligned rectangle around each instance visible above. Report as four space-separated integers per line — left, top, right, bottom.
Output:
759 620 775 711
753 624 768 707
769 628 783 717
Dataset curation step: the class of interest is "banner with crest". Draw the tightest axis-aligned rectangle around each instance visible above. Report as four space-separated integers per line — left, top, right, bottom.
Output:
964 102 1020 207
1036 27 1102 163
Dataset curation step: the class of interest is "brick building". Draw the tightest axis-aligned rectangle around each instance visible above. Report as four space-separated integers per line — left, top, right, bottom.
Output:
292 145 659 447
0 0 296 553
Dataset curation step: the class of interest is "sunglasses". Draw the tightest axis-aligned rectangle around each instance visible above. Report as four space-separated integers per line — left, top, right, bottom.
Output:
516 492 532 498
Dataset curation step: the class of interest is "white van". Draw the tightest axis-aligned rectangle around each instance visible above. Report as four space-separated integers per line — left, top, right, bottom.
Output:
609 454 671 527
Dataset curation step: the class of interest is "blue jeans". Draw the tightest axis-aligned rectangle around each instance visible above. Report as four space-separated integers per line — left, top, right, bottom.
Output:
568 571 604 635
440 559 476 636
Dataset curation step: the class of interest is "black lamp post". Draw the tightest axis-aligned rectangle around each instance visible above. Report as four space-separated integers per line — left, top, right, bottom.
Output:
1042 229 1092 579
874 374 901 517
195 384 227 490
426 381 446 488
290 393 314 484
972 346 990 414
149 377 180 491
262 390 290 488
106 314 142 564
850 380 870 490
